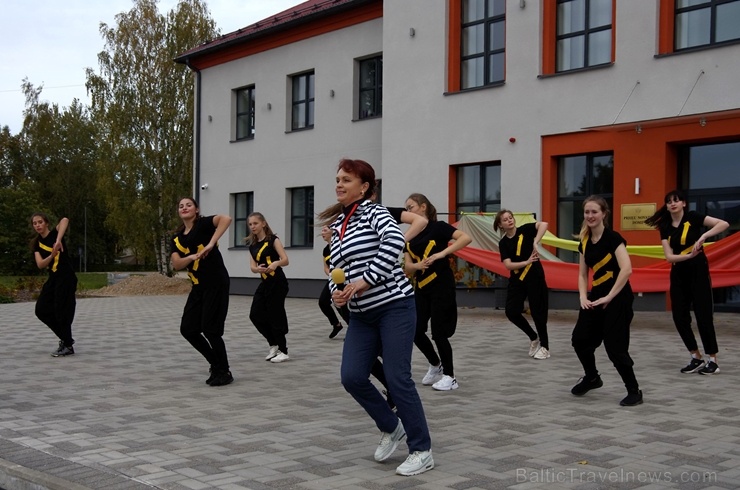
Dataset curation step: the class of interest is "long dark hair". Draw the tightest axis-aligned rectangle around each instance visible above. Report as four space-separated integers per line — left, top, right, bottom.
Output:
175 197 200 234
245 212 276 245
644 189 686 235
406 193 437 222
317 158 378 226
579 195 611 242
29 212 51 252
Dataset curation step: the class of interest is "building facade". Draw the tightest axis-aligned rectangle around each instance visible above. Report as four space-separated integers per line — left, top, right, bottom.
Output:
176 0 740 310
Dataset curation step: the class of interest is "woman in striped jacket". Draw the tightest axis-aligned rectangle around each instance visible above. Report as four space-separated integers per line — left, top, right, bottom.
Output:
320 158 433 477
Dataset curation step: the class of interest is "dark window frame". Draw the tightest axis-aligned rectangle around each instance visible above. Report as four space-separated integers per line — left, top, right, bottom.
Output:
674 0 740 50
455 162 502 213
460 0 506 89
291 72 315 131
453 162 501 289
556 152 614 261
358 56 383 119
235 86 255 141
232 192 254 248
290 186 314 247
555 0 613 73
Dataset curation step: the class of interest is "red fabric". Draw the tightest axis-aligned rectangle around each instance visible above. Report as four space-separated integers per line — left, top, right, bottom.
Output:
453 231 740 293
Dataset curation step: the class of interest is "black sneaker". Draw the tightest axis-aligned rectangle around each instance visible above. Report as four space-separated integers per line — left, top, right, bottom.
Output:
620 390 643 406
209 370 234 386
698 361 720 375
51 341 74 357
329 324 343 339
206 366 216 385
680 358 705 374
571 375 603 396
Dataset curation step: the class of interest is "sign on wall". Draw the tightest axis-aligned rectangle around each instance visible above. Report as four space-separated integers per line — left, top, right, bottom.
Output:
621 203 657 231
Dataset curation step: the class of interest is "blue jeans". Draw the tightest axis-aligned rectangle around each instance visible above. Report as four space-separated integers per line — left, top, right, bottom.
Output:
341 296 431 453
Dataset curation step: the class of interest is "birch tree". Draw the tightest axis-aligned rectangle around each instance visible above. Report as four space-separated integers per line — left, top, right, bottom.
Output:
86 0 217 274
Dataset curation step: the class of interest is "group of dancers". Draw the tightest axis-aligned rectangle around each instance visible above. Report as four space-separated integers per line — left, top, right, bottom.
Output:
30 160 729 476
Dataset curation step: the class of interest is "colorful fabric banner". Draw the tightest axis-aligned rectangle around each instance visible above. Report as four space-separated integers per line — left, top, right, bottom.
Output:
453 213 740 293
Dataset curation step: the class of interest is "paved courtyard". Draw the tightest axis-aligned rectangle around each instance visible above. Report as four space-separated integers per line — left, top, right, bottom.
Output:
0 294 738 489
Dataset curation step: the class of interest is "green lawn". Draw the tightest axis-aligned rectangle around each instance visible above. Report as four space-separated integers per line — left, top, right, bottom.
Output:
0 273 108 291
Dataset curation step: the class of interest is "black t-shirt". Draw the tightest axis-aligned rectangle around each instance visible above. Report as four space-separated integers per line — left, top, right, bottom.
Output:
170 216 229 287
387 207 404 225
35 229 75 278
499 222 544 282
578 228 631 299
323 244 331 267
249 236 287 282
660 210 706 256
406 220 456 291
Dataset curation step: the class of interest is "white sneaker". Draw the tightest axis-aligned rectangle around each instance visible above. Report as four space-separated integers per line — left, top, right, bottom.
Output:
533 346 550 359
396 450 434 476
421 364 443 385
374 420 405 462
265 345 279 361
432 375 458 391
270 351 290 363
529 339 540 357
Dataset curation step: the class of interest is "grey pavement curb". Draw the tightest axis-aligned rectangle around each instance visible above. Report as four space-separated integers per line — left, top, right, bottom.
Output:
0 457 92 490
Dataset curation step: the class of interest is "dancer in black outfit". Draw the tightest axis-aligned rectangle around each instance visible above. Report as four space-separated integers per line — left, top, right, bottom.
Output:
570 196 642 406
247 212 291 363
31 213 78 357
319 225 349 339
645 190 729 375
403 193 471 391
494 210 550 359
170 197 233 386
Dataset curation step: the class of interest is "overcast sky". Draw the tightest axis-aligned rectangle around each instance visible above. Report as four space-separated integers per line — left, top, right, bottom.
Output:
0 0 303 134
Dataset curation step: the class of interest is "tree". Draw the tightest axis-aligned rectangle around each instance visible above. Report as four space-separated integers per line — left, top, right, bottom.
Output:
86 0 218 274
0 182 43 275
0 126 25 188
16 81 112 271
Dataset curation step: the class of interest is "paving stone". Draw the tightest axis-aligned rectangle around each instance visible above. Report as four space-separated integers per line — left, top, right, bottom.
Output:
0 296 738 488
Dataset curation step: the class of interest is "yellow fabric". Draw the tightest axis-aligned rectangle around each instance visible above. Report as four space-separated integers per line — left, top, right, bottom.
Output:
592 271 613 287
518 263 532 281
418 272 438 289
38 242 60 272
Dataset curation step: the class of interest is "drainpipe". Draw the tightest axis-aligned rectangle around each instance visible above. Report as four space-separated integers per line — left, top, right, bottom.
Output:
186 59 202 202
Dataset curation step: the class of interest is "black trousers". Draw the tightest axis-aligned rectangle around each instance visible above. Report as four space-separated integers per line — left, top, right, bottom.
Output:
180 281 230 372
318 281 349 327
250 279 289 354
414 287 457 377
505 273 549 348
571 289 639 393
670 255 718 355
35 273 77 346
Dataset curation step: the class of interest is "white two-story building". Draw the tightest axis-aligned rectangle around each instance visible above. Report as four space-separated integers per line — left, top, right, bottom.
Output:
176 0 740 310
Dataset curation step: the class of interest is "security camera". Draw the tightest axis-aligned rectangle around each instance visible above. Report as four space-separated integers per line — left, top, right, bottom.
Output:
201 183 209 190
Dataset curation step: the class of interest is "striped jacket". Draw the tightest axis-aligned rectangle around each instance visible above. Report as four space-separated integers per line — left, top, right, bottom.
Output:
329 200 413 312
